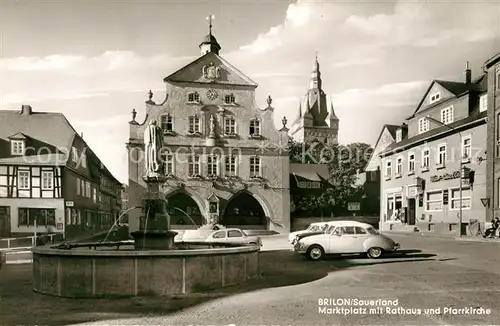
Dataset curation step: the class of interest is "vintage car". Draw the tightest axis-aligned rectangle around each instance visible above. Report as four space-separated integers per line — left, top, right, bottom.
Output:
205 228 262 246
294 221 400 260
288 222 332 243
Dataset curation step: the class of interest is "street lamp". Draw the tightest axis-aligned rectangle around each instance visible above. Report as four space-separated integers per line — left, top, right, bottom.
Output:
425 117 465 237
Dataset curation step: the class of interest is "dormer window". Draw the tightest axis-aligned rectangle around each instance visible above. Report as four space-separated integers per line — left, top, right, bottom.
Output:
429 92 440 104
71 147 78 162
160 114 174 132
224 94 236 104
395 129 402 142
80 150 87 168
249 119 261 137
11 140 25 155
480 94 488 112
418 117 429 134
440 106 453 124
187 92 200 103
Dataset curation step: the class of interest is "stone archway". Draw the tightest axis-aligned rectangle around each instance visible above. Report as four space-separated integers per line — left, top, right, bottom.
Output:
166 192 204 227
221 191 268 229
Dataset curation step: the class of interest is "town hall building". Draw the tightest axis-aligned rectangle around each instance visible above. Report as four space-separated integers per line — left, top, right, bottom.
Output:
127 20 291 233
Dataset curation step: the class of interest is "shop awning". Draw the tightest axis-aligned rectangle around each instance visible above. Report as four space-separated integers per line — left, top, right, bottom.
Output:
292 171 322 182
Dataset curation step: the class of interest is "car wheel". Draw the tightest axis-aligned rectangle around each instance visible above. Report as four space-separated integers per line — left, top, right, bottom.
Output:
249 242 257 245
307 245 324 260
367 247 383 259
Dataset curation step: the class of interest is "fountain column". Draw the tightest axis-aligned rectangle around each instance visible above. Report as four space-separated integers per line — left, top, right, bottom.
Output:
130 120 178 250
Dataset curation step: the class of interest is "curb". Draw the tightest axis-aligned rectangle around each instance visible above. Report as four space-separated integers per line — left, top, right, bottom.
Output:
453 237 500 243
6 259 32 264
384 231 500 243
383 231 455 239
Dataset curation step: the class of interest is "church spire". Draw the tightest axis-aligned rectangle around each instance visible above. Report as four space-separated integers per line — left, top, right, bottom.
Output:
329 101 338 120
199 14 221 56
309 51 322 90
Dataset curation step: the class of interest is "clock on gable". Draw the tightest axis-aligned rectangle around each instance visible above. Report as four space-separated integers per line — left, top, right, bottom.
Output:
206 89 218 101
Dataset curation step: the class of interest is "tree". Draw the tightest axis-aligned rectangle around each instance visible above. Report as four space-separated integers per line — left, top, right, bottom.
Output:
289 140 373 216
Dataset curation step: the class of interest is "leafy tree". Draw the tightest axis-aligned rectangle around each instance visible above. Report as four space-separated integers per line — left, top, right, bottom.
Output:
289 140 373 216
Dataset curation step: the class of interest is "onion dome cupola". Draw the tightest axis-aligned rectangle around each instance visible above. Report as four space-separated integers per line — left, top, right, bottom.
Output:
200 15 221 56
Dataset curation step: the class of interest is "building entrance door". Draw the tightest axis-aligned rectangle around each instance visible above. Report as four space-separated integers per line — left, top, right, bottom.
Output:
407 198 416 225
0 206 11 238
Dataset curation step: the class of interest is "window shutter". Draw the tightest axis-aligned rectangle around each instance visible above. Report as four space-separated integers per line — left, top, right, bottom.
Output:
234 120 238 135
259 158 264 177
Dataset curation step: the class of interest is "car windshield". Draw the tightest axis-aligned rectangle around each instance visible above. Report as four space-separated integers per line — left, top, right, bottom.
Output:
308 225 320 231
326 225 336 233
240 230 248 236
366 227 381 235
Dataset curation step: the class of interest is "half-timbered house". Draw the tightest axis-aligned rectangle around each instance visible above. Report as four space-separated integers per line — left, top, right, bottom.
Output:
0 105 122 239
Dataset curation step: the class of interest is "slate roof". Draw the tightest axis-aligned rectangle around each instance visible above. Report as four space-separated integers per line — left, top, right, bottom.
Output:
484 52 500 69
0 108 122 184
289 163 334 184
163 51 258 87
0 154 67 165
383 124 401 139
0 109 76 163
410 76 487 118
380 111 487 156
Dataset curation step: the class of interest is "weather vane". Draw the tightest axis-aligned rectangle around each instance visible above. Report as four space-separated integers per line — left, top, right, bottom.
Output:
206 14 215 34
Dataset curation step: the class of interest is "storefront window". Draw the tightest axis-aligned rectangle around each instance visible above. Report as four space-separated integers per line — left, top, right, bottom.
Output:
451 188 471 209
426 191 442 211
386 192 403 221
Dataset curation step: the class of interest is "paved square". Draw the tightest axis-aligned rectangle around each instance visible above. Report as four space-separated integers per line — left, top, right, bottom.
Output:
1 234 499 325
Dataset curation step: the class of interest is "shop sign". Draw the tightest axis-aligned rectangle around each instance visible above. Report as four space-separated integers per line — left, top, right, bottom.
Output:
298 181 321 189
407 186 418 198
348 202 361 211
430 171 460 182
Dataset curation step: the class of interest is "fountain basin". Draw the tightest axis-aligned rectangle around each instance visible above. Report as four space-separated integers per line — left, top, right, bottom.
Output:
32 242 260 298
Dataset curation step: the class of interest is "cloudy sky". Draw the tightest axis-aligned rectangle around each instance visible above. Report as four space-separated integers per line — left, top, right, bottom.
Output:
1 0 499 183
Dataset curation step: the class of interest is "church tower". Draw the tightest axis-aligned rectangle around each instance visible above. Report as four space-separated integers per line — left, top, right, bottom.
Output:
290 53 339 146
328 101 339 144
199 15 221 56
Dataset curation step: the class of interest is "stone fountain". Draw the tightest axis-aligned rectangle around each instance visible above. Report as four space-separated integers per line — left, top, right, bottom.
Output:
31 118 260 298
129 120 177 250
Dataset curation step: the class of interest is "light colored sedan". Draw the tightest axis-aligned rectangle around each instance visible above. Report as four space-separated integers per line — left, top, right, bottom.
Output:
288 222 330 243
294 221 400 260
205 228 262 246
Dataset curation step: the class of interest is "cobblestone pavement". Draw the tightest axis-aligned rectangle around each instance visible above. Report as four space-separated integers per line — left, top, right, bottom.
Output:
1 234 499 326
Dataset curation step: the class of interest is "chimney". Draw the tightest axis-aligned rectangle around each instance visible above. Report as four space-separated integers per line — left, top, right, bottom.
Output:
20 105 32 115
465 61 471 84
80 132 83 138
